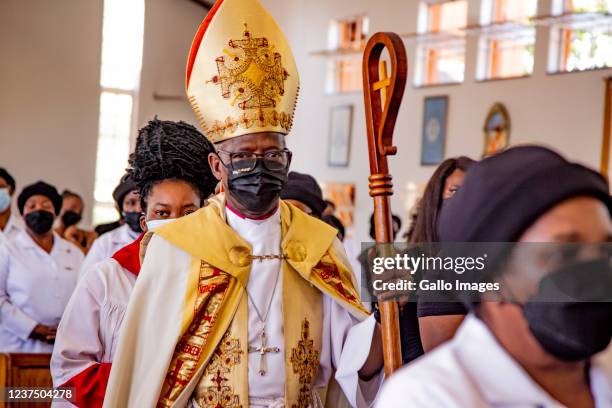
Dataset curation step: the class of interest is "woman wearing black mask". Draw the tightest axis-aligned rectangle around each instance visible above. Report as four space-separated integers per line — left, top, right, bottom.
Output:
80 174 142 277
378 146 612 407
55 190 97 254
0 181 84 352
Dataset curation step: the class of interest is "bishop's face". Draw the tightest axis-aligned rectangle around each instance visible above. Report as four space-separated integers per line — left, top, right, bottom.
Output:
208 132 292 218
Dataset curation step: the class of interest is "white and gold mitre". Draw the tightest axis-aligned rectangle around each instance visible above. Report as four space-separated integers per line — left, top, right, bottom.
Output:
185 0 300 143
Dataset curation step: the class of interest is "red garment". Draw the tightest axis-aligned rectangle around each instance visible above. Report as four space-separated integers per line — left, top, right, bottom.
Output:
60 362 112 408
111 233 143 276
59 235 143 407
225 202 279 220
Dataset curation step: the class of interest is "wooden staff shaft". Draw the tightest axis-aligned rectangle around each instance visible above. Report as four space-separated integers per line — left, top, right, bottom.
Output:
363 32 408 376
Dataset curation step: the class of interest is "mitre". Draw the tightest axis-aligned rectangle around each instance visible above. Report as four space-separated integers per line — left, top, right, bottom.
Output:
186 0 300 143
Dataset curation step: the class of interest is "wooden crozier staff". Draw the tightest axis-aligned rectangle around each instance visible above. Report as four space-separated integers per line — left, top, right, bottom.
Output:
362 32 408 376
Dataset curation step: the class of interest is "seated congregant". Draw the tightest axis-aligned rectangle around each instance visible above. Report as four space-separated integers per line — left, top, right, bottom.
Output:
55 190 97 254
0 167 23 242
0 181 83 352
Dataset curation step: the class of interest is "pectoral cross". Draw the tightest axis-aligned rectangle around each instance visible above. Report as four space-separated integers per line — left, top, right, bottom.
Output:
248 330 280 376
372 60 391 105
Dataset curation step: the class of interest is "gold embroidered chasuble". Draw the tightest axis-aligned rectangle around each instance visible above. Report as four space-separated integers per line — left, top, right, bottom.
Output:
141 194 369 407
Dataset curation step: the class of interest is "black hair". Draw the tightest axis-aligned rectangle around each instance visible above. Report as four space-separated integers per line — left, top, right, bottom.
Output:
369 213 402 240
409 156 475 243
0 168 16 194
128 118 217 210
61 189 82 201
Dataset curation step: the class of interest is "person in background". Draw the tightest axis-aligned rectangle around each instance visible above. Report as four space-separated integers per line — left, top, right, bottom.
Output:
80 175 141 276
280 171 326 218
0 167 22 242
0 181 83 352
322 198 336 217
412 156 475 352
322 213 346 241
55 190 97 254
377 146 612 407
410 156 474 243
93 175 138 236
51 119 217 408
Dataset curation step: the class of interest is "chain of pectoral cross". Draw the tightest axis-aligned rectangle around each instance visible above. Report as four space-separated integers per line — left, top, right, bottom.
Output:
246 254 282 376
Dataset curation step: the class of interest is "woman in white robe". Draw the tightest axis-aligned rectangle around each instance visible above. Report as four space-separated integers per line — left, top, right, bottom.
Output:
0 182 83 353
51 118 217 407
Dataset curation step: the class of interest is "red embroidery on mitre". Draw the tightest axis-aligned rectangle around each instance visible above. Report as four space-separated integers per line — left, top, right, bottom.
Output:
111 233 144 277
185 0 225 90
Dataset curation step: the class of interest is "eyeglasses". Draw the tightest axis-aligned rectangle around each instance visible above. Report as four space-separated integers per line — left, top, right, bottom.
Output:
217 149 292 173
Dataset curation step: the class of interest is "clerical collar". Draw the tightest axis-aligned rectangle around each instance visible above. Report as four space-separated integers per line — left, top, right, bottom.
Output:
225 202 279 221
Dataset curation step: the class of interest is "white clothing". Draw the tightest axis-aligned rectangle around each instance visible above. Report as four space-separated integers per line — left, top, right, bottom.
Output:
80 224 137 277
0 230 83 352
0 213 23 243
51 258 136 387
104 206 383 408
376 314 612 408
223 208 382 407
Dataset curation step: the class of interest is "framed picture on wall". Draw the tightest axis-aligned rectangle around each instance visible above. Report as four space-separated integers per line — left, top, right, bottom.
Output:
327 105 353 167
421 96 448 165
483 102 511 158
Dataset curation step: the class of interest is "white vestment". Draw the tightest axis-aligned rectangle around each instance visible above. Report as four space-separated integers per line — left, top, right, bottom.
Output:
104 206 384 408
376 314 612 408
51 257 136 388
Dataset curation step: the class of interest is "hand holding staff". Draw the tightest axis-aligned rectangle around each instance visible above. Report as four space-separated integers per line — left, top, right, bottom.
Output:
362 32 408 376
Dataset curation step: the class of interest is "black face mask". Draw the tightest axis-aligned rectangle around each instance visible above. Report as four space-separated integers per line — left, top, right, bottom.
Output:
522 257 612 361
61 211 82 228
25 210 55 235
123 211 143 234
226 159 288 213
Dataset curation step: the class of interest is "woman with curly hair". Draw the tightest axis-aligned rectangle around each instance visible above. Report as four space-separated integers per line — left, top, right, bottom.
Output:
51 119 217 408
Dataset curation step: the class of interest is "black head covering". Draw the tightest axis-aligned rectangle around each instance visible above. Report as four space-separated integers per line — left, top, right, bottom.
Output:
281 172 326 217
369 213 402 240
0 168 16 192
438 145 611 242
18 181 62 215
112 173 138 212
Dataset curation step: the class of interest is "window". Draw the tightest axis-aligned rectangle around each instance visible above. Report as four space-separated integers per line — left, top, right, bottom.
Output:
477 0 537 80
414 1 468 87
549 0 612 73
92 0 145 224
325 16 369 93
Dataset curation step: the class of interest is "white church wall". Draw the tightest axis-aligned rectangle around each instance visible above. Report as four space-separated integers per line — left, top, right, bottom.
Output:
137 0 207 131
0 0 103 227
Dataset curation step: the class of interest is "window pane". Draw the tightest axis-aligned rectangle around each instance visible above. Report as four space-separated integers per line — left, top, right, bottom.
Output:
93 92 133 223
499 0 537 21
567 0 612 12
436 1 468 31
416 1 467 86
478 0 537 80
565 23 612 71
100 0 145 90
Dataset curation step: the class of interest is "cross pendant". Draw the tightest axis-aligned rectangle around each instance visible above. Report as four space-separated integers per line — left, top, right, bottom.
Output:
248 330 280 376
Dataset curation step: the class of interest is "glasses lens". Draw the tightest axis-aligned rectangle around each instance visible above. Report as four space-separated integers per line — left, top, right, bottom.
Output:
230 152 257 172
264 150 289 170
